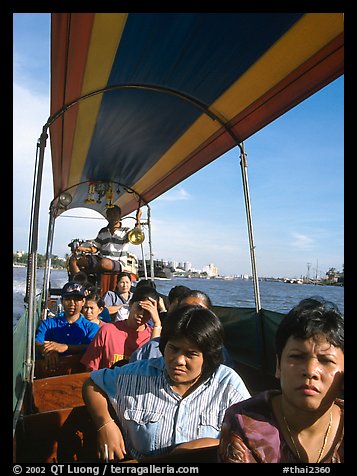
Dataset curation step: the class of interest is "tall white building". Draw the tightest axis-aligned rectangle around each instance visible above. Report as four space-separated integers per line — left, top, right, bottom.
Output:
203 263 219 277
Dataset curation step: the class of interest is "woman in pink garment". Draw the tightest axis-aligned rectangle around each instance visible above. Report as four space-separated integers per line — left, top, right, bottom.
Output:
218 296 344 463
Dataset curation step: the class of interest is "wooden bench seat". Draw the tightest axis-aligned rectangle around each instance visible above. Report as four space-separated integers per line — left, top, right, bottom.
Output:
15 406 218 463
15 371 220 463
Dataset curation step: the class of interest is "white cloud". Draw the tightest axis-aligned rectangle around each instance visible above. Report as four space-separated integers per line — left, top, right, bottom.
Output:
13 81 53 254
290 232 315 249
13 82 49 158
156 187 191 201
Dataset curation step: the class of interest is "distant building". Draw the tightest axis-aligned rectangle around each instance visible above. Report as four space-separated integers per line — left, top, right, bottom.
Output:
168 260 178 270
203 263 219 277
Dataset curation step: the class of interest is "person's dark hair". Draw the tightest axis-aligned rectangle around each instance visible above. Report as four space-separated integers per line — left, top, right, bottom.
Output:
71 271 98 292
129 285 160 305
72 271 88 283
71 271 99 293
168 285 190 304
178 289 212 308
106 205 121 216
275 296 344 363
159 305 224 381
85 292 106 309
116 271 132 282
136 279 156 290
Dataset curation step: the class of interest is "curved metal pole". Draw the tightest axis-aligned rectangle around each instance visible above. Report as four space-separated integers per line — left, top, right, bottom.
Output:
43 81 263 311
238 142 261 313
25 126 48 383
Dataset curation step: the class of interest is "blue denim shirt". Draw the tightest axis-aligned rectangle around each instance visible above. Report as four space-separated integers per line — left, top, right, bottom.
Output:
90 357 250 460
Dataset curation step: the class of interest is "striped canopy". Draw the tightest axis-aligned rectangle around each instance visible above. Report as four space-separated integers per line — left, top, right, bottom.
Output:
49 12 343 218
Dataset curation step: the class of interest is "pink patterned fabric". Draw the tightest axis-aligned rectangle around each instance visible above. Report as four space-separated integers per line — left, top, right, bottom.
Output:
218 390 344 463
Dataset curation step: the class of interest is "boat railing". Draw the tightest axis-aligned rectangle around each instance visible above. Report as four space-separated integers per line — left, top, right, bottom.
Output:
213 305 284 392
13 292 42 432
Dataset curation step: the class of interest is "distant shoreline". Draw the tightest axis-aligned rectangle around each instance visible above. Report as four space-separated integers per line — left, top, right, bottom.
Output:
13 263 66 270
12 263 343 286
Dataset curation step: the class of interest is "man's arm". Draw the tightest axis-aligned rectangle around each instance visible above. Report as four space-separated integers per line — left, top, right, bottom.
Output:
76 244 98 254
82 377 127 461
135 208 142 227
102 291 123 318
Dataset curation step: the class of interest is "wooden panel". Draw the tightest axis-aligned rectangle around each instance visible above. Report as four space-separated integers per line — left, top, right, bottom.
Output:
14 406 98 463
32 372 91 413
34 354 87 379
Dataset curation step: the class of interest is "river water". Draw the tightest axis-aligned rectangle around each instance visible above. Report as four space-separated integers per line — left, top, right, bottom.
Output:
13 266 344 327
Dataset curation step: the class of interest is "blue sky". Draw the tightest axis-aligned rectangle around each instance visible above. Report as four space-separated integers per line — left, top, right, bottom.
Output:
13 13 344 278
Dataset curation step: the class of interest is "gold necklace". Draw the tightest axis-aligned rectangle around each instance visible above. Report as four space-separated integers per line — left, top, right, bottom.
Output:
283 412 332 463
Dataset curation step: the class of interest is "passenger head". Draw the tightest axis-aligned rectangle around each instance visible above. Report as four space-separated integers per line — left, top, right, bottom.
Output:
82 292 105 323
116 272 132 294
275 296 344 364
167 285 191 313
127 286 160 327
136 279 157 290
178 289 212 309
72 271 88 284
61 281 86 317
72 271 96 294
106 205 121 222
159 305 224 381
275 296 344 409
129 285 160 305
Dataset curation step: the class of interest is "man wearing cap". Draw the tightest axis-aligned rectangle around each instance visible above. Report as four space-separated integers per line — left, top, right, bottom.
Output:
35 281 100 371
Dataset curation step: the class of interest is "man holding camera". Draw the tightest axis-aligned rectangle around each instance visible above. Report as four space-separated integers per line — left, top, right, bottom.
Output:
68 205 141 279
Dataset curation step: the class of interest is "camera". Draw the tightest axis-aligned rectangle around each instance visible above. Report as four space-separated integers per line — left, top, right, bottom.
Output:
68 239 83 254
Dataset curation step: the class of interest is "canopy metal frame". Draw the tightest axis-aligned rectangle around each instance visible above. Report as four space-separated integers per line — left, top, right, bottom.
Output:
23 82 262 394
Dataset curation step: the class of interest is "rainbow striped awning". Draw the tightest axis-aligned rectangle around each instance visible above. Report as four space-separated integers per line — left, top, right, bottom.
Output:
49 13 343 217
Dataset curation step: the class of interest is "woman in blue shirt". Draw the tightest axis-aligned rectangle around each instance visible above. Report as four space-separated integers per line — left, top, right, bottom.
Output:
82 305 250 461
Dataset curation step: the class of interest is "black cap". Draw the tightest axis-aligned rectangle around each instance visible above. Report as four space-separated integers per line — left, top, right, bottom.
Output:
61 281 86 298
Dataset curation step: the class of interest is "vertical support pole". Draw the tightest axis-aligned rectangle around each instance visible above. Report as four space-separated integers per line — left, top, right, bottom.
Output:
238 142 268 380
239 142 261 312
147 206 155 280
25 126 48 383
140 242 148 279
